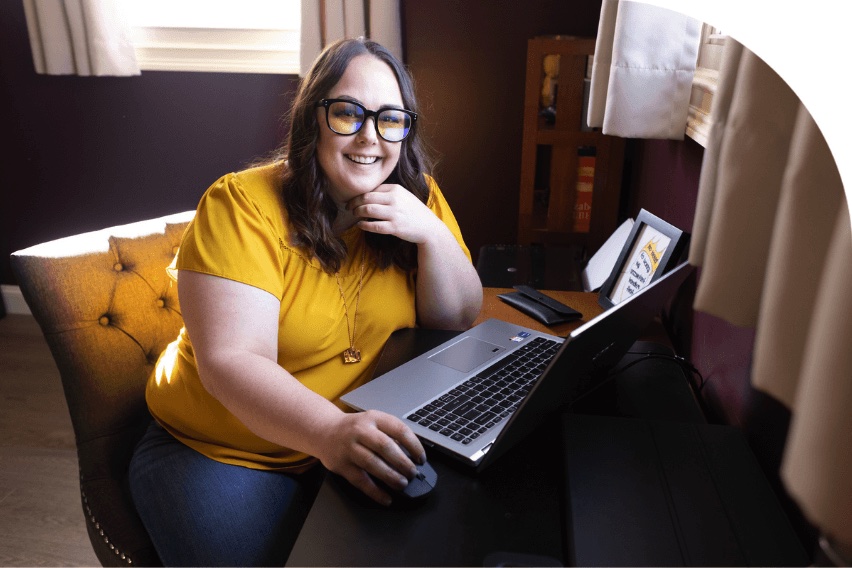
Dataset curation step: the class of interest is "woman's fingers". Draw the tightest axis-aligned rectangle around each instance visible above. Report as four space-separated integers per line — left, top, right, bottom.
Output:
347 184 438 243
323 410 424 505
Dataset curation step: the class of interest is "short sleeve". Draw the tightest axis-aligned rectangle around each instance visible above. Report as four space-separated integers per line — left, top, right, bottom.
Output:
175 173 286 300
426 176 472 262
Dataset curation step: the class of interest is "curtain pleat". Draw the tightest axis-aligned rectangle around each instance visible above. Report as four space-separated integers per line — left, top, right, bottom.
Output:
586 0 618 129
688 39 742 267
299 0 403 76
781 205 852 550
368 0 403 64
751 107 845 406
587 0 701 139
689 38 852 548
22 0 139 76
691 44 801 326
300 0 323 76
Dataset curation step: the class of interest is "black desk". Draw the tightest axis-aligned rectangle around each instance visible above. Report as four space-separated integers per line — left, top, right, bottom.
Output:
286 328 704 567
288 416 567 566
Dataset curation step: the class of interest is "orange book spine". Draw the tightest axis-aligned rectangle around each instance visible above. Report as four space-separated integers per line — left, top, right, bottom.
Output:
572 154 595 232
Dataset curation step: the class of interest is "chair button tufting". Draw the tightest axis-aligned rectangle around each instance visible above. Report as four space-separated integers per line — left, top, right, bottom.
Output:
113 263 124 272
99 316 110 326
156 299 165 308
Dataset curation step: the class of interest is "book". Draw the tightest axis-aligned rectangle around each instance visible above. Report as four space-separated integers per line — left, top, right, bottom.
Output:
572 147 596 232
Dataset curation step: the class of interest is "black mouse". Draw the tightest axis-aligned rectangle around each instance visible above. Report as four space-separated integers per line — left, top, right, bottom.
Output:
396 458 438 501
336 449 438 508
363 456 438 507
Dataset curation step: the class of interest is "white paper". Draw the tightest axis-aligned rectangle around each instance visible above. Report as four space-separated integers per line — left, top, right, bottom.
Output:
582 218 635 292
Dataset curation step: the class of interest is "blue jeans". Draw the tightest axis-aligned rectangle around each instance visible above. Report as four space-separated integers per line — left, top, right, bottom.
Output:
129 421 322 566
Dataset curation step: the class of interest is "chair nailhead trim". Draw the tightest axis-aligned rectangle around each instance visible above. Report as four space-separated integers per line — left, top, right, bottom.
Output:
81 489 133 565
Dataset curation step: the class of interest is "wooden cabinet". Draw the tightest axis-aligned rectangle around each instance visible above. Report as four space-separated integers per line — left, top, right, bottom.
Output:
517 36 625 253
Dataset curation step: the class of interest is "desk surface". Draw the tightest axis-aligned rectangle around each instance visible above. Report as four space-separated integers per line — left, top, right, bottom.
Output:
473 288 604 336
286 289 699 567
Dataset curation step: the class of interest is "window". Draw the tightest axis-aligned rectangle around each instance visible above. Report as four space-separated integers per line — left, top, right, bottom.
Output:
686 24 727 146
124 0 300 74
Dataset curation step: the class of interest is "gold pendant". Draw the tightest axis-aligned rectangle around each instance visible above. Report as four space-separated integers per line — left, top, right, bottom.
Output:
342 347 361 364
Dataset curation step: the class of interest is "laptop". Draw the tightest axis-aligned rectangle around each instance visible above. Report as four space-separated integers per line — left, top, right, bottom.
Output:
341 261 694 471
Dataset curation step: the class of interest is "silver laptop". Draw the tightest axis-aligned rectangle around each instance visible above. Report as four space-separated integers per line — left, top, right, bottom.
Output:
341 262 694 471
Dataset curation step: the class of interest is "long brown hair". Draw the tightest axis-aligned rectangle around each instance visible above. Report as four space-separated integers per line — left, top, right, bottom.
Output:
278 37 433 273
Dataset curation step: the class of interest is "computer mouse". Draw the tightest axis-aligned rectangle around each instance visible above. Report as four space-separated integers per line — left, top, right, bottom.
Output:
368 456 438 507
396 458 438 501
336 447 438 508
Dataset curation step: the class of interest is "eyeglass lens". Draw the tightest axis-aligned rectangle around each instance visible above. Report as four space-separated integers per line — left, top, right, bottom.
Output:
326 100 411 142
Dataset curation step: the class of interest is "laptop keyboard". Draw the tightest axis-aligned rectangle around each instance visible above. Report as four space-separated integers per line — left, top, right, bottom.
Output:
405 337 561 445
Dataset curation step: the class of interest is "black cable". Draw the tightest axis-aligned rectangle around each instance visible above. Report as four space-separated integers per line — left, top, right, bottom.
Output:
614 351 706 392
566 350 706 410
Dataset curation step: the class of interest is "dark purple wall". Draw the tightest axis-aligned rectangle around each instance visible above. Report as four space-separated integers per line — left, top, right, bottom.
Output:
1 1 299 284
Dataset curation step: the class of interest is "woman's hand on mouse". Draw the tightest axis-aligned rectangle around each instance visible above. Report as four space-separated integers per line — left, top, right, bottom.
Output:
347 183 446 245
315 409 425 505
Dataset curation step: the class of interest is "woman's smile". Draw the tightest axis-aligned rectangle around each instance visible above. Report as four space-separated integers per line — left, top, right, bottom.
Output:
346 154 380 165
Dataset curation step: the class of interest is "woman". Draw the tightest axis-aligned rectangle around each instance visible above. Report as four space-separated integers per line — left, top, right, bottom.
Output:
129 37 482 566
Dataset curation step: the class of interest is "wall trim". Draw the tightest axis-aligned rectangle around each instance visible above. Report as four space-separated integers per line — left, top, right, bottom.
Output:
1 285 31 315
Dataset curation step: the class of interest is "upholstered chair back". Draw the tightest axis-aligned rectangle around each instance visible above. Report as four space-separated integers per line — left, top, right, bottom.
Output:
10 211 195 567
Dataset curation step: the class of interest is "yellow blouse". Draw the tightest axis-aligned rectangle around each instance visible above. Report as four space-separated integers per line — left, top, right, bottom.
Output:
145 163 471 471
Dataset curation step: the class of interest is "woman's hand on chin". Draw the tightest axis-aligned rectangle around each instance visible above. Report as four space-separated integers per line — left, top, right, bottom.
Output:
347 184 444 245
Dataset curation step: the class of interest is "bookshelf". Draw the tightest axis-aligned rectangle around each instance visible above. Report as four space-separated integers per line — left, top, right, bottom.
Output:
517 36 625 253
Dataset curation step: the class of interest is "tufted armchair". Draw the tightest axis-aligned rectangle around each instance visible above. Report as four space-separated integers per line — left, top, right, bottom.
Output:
10 211 195 567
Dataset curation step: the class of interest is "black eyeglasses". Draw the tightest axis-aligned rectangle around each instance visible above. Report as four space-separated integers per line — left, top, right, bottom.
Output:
316 98 417 142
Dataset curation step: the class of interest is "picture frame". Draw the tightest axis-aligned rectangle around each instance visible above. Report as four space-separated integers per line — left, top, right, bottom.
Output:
598 209 689 309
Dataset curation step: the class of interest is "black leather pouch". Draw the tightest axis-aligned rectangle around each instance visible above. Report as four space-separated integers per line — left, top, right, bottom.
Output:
497 286 582 326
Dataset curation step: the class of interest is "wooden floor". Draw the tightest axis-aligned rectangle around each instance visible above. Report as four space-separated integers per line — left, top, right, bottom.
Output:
0 314 99 566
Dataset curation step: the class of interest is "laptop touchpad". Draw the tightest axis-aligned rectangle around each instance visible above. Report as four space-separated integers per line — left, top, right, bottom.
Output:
428 337 505 373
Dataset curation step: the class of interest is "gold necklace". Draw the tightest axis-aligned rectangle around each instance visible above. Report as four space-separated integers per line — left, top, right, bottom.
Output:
335 249 366 364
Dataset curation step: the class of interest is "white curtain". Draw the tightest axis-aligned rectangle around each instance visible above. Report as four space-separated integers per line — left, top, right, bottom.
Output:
300 0 402 76
689 38 852 551
22 0 140 76
587 0 701 139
